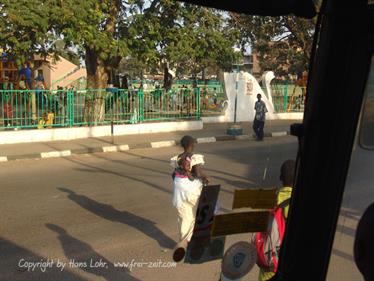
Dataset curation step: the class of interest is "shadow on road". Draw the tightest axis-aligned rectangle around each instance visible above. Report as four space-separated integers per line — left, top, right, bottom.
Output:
331 248 354 262
63 155 173 195
77 151 237 196
120 149 253 182
46 223 140 281
0 237 87 281
58 188 176 249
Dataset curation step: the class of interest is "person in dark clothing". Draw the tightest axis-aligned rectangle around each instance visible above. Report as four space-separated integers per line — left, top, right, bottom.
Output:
253 94 268 141
20 63 32 89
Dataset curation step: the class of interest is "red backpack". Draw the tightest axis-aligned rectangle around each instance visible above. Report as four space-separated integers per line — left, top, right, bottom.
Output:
255 198 291 272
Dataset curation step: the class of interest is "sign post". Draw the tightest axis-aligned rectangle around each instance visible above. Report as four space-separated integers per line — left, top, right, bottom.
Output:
184 185 225 264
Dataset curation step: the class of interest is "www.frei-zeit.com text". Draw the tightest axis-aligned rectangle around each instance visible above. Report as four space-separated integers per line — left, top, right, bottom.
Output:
18 258 177 272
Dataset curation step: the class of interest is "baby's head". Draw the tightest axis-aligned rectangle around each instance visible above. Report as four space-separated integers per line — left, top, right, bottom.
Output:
178 153 192 172
180 135 196 153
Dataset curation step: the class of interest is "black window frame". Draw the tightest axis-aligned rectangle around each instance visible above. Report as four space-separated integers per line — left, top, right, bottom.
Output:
177 0 373 279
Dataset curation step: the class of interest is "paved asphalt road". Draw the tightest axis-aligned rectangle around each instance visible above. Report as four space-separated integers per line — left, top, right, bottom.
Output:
0 136 366 281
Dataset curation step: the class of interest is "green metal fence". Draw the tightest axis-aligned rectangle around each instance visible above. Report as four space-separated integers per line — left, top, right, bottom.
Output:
0 88 201 129
126 80 226 116
263 84 306 113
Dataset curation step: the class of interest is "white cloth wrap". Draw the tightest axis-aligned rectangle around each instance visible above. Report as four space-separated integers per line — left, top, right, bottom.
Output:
171 154 205 209
172 177 203 209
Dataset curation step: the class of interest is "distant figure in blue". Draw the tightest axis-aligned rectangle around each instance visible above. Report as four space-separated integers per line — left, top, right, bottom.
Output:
253 93 268 141
35 70 46 109
20 63 32 89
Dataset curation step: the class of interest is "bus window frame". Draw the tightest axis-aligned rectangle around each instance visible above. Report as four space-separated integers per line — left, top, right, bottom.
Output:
277 1 373 280
177 0 372 279
359 56 374 150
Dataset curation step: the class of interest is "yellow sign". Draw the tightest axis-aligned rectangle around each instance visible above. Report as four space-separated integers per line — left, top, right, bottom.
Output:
232 189 277 209
211 211 269 237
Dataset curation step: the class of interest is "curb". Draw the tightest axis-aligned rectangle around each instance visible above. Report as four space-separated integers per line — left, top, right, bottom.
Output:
0 131 289 162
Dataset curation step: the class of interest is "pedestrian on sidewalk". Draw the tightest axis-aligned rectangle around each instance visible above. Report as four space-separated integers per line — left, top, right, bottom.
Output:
253 93 268 141
170 135 209 260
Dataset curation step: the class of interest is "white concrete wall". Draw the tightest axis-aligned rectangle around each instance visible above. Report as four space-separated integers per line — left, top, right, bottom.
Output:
33 55 81 89
57 68 87 89
50 56 79 82
0 121 203 145
202 71 303 123
202 112 303 123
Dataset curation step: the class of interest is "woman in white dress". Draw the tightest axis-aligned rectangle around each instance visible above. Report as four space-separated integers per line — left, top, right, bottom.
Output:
171 135 209 261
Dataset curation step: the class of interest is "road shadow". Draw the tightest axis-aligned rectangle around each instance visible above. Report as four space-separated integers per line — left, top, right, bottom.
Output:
335 224 356 238
58 188 175 249
120 150 252 182
63 155 173 196
86 151 240 197
46 224 139 281
0 237 87 281
332 248 354 262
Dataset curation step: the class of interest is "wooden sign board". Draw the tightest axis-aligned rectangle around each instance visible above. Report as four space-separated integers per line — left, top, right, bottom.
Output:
185 185 225 264
232 189 277 209
211 211 269 237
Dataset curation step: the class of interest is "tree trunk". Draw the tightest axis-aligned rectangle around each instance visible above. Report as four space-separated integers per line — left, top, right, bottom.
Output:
202 67 206 81
84 47 109 124
82 0 120 124
163 63 172 92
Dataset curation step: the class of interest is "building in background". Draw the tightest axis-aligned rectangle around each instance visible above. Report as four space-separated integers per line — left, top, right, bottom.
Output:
0 52 87 90
32 55 87 90
239 52 262 79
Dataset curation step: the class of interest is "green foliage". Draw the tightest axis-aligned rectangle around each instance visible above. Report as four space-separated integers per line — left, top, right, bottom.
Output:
49 1 142 75
126 0 240 79
0 0 240 84
231 14 316 78
0 0 56 65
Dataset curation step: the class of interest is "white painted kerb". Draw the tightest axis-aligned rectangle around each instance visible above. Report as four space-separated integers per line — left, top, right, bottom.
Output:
151 140 176 148
0 120 203 145
41 150 71 158
271 131 288 137
0 156 8 162
197 137 216 144
118 145 130 151
102 145 130 152
102 146 118 153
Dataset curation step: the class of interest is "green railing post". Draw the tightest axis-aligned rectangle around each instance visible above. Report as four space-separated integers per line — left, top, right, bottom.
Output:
196 87 201 119
284 83 288 112
67 89 74 127
138 89 144 122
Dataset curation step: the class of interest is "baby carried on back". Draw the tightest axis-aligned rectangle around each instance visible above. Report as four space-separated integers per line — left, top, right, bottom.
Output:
170 152 205 209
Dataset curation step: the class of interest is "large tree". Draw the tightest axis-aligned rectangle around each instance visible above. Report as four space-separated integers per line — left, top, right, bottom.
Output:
230 14 316 79
0 0 57 64
0 0 144 122
181 5 240 79
50 0 144 89
126 0 240 85
49 0 145 122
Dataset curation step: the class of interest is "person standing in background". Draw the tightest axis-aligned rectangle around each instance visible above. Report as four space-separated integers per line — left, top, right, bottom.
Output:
20 63 33 89
35 70 46 110
253 93 268 141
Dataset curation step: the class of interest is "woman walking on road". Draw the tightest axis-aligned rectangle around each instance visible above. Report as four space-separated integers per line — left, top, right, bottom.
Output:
170 135 209 260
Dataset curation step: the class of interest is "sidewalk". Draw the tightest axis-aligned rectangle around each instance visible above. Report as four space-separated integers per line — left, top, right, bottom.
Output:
0 120 299 161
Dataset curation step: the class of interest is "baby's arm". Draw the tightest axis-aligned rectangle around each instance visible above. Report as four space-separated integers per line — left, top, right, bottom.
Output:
193 164 210 184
